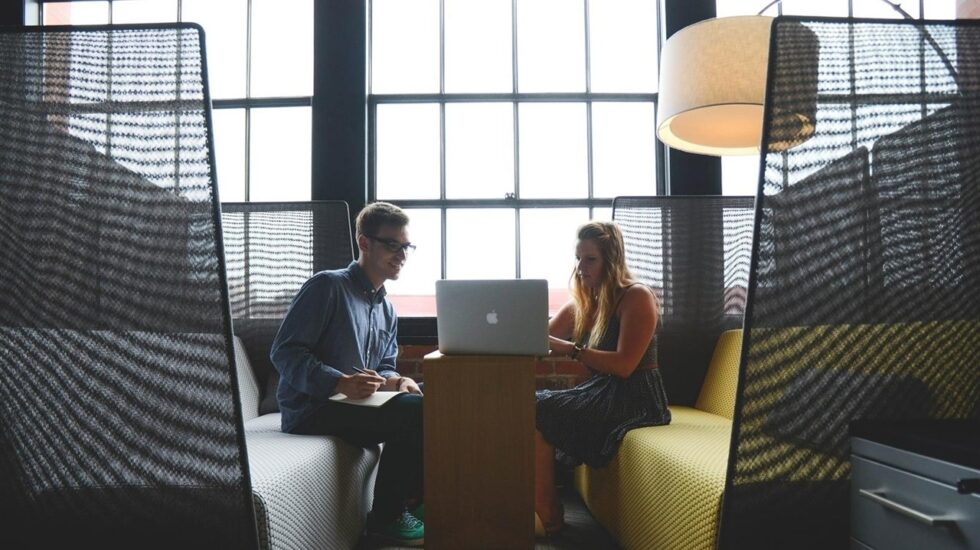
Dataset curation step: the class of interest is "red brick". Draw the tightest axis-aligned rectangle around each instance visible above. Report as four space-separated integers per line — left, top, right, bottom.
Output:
398 344 438 360
397 362 419 377
535 375 578 391
535 361 555 375
554 361 587 376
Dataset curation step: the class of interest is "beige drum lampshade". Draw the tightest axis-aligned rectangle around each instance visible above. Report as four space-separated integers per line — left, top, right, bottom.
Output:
656 15 815 156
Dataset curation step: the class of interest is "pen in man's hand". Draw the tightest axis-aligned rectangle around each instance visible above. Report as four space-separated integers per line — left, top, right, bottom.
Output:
352 366 384 379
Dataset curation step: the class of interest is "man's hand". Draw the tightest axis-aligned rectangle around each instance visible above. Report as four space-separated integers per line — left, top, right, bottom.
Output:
388 376 423 395
336 369 386 399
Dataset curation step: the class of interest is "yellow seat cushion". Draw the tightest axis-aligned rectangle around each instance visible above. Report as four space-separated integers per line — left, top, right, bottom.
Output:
574 330 742 549
575 407 731 550
695 329 742 420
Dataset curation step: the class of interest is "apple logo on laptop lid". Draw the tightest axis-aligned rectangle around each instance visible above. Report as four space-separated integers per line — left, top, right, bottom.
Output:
486 309 498 325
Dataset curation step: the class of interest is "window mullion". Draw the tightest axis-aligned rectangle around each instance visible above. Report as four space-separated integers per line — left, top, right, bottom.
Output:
439 0 446 279
584 0 592 94
511 0 520 276
513 100 520 276
245 0 253 201
583 0 593 210
439 101 447 279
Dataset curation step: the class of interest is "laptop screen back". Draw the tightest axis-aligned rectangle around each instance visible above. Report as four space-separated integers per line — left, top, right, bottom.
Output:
435 279 549 356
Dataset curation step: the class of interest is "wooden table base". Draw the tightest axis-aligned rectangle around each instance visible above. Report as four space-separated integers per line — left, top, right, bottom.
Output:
423 351 535 549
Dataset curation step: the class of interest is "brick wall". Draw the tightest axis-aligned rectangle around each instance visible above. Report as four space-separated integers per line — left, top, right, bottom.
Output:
959 0 980 18
395 344 591 390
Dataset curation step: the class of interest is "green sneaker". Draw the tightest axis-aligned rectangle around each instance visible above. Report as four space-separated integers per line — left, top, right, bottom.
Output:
411 503 424 523
367 510 424 546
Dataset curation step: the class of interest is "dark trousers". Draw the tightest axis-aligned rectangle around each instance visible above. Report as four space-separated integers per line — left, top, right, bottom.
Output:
294 393 424 522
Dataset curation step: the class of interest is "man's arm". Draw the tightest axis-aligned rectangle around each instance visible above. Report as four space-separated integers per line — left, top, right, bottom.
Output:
270 274 345 397
375 309 421 394
376 306 399 380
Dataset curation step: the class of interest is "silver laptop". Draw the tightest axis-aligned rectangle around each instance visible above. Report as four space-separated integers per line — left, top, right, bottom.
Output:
435 279 550 356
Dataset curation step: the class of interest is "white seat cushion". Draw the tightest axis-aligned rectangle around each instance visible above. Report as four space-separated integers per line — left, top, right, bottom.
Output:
244 413 283 433
246 430 380 550
233 336 261 422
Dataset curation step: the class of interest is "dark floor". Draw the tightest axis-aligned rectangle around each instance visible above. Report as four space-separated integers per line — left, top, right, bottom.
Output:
357 477 620 550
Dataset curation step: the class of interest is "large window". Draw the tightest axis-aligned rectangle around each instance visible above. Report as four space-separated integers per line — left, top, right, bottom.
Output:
39 0 662 317
369 0 662 314
716 0 959 196
40 0 314 204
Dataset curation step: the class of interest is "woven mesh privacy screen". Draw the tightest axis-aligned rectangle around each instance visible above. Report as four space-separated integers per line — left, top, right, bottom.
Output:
223 201 354 321
222 201 354 414
0 25 257 548
613 196 755 406
720 18 980 549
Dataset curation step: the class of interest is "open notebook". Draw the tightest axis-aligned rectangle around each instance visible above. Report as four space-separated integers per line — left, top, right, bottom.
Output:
329 391 400 407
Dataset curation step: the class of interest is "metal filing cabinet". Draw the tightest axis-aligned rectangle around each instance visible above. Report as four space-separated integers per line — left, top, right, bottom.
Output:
850 420 980 550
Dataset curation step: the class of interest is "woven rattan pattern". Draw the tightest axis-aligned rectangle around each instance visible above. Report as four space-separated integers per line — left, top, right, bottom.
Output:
720 18 980 549
613 196 754 406
0 25 256 547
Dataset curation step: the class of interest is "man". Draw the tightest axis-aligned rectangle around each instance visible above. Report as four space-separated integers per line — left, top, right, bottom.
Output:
270 201 424 546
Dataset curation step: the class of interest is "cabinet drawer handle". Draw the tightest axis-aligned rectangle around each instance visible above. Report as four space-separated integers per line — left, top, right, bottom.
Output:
859 489 951 527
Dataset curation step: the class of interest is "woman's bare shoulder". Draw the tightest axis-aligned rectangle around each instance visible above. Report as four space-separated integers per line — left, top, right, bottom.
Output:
620 283 657 309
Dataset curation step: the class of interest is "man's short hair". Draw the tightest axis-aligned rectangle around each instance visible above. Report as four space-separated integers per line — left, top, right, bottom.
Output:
355 201 410 238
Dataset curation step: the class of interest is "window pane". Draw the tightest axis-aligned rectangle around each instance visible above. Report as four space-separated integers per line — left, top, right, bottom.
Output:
776 0 849 16
715 0 767 17
518 103 587 198
925 1 957 19
592 102 656 197
722 155 760 196
183 0 247 99
445 103 514 199
446 209 515 279
520 208 586 292
249 106 311 201
717 0 850 17
44 2 108 25
376 104 441 200
445 0 512 93
112 0 177 24
589 0 658 93
212 108 246 202
593 206 613 222
251 0 313 97
371 0 439 93
384 208 441 299
853 1 918 18
517 0 585 92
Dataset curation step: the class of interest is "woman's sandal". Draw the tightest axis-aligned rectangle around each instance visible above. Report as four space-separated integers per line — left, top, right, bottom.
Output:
534 501 564 537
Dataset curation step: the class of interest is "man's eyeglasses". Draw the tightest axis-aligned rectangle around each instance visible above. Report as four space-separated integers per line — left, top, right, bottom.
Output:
366 235 416 255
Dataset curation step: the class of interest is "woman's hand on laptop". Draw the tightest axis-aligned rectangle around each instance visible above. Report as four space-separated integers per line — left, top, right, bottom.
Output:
548 336 574 357
337 369 386 399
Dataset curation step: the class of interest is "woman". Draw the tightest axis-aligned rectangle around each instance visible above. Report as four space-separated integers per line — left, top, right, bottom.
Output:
535 221 671 535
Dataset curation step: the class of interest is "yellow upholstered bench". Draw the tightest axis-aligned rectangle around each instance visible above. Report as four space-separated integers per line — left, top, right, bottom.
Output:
574 329 742 550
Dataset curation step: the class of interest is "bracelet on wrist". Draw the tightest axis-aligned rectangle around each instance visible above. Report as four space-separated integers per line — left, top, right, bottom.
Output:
570 342 585 361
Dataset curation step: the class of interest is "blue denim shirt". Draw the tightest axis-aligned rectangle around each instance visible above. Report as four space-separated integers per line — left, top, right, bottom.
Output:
270 262 399 432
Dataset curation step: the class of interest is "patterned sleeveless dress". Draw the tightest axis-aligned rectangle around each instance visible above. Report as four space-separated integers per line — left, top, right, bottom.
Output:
535 287 671 468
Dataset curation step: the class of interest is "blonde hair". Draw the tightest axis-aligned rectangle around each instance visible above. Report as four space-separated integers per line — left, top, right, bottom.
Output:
571 221 636 348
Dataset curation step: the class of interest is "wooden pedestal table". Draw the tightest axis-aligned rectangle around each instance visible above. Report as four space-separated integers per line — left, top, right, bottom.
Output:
422 351 536 549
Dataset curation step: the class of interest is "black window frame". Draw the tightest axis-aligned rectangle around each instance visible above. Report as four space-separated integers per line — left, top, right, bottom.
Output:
35 0 315 204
